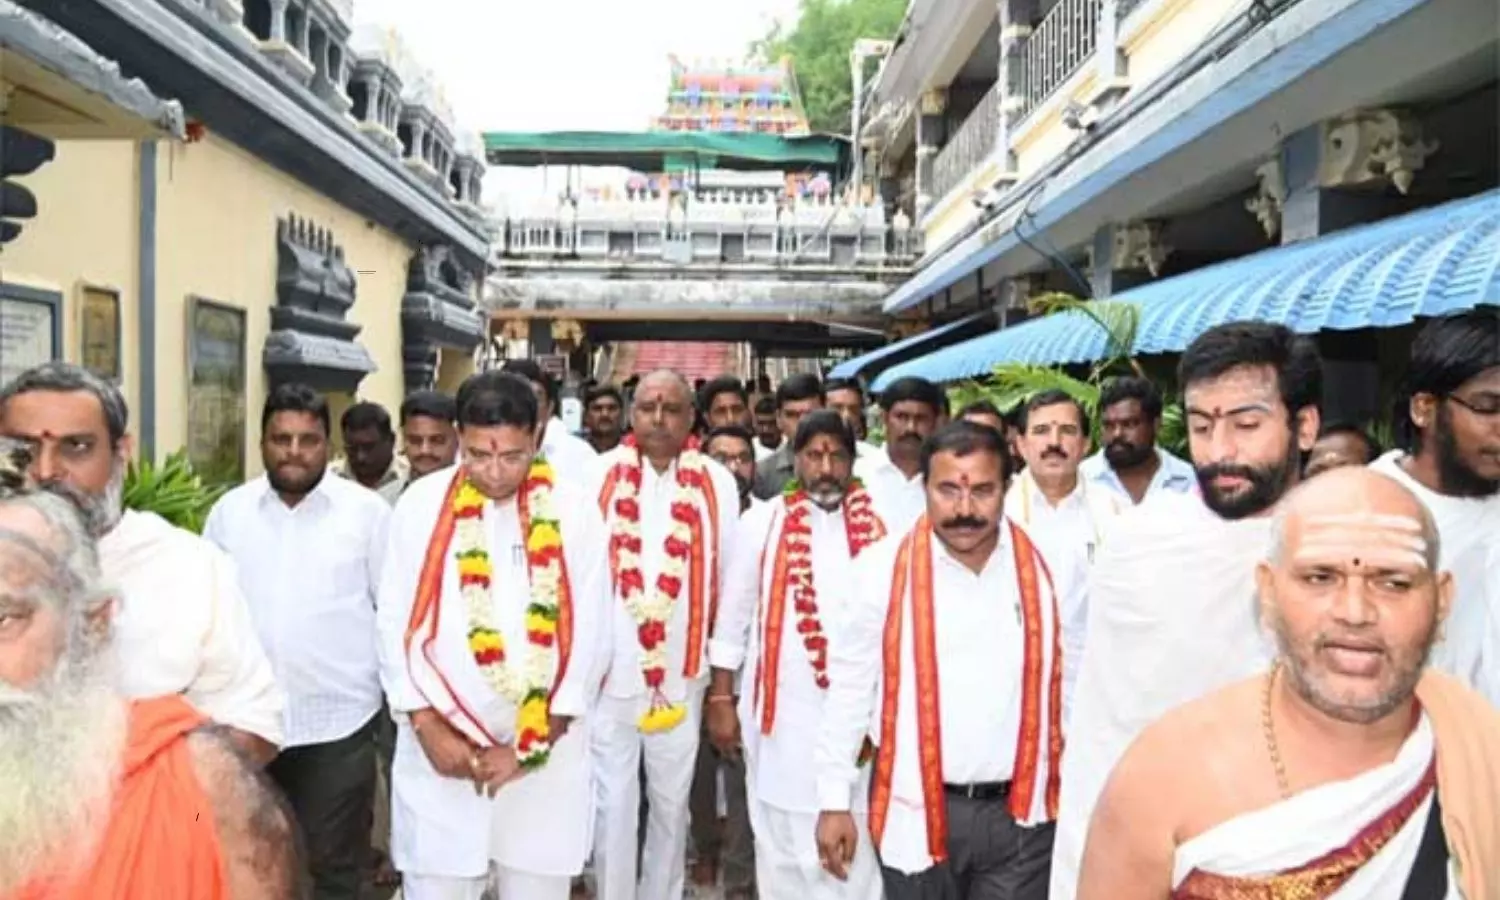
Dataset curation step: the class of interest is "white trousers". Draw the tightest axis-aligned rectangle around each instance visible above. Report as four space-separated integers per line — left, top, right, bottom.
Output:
402 868 569 900
751 801 883 900
591 685 707 900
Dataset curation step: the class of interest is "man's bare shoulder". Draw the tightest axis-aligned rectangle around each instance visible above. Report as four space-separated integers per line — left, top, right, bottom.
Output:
186 728 308 900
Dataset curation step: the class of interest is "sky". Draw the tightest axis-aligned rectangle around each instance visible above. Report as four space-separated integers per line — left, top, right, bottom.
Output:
352 0 804 206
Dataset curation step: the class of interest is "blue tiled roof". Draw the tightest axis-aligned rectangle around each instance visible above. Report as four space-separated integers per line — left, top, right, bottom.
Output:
826 312 993 380
872 190 1500 390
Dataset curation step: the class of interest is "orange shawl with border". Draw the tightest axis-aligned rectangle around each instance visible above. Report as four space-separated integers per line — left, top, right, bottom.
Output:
1416 671 1500 900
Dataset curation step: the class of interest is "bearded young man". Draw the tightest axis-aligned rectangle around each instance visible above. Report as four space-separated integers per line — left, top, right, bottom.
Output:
0 441 303 900
375 372 610 900
1079 376 1195 505
1369 308 1500 706
1080 467 1500 898
0 362 283 764
591 369 741 900
1049 321 1324 900
815 421 1063 900
707 410 888 900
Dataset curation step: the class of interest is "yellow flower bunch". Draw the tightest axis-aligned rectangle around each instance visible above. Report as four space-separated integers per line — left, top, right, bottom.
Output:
639 701 687 734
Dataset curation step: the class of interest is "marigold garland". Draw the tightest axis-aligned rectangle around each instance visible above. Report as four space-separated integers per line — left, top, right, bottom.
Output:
455 455 566 769
607 435 712 733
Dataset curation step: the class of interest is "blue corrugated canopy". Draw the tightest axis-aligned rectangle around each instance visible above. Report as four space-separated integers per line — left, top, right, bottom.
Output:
826 312 994 380
872 189 1500 390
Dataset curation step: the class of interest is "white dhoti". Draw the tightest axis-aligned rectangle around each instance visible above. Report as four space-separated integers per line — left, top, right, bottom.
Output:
749 800 882 900
1171 714 1458 898
403 868 570 900
591 683 708 900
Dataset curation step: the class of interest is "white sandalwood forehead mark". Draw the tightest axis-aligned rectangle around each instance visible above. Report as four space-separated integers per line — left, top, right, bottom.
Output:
1292 513 1430 570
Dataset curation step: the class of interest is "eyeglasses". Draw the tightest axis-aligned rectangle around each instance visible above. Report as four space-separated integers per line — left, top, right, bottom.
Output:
1447 393 1500 417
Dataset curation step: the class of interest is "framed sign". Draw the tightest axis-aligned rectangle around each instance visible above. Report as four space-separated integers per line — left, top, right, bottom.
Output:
0 283 61 385
79 285 122 381
186 297 247 485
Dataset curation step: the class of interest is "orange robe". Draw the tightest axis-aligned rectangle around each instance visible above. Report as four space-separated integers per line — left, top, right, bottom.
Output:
9 694 229 899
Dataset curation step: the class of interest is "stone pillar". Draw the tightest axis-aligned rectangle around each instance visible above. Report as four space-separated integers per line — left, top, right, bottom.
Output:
269 0 288 41
914 87 947 221
295 8 311 55
996 0 1035 175
1087 0 1129 111
1090 222 1165 298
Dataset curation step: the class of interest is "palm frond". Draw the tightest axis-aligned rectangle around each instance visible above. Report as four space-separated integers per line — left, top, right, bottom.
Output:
983 364 1102 418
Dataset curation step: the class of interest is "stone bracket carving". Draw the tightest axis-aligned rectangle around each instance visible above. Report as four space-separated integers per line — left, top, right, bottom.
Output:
1110 221 1171 277
1002 274 1049 310
401 245 485 392
1 126 55 245
1245 157 1287 238
264 213 373 391
275 212 358 320
1318 109 1439 195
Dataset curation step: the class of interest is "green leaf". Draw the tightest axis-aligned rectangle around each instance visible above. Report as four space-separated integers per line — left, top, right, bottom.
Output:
122 450 229 535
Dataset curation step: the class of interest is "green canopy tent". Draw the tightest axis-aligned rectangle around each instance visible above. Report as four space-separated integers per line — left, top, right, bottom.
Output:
482 130 847 175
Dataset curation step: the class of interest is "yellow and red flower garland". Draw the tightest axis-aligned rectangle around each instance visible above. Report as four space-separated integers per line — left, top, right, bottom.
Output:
779 478 886 688
607 435 712 733
454 455 565 769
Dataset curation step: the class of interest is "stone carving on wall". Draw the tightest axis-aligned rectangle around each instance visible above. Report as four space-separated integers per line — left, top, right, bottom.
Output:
1110 220 1172 277
1319 109 1439 195
263 212 375 392
401 244 485 392
1245 157 1287 239
0 127 55 245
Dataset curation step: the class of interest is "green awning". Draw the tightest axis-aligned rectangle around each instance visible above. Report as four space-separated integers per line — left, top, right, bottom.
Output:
481 130 845 171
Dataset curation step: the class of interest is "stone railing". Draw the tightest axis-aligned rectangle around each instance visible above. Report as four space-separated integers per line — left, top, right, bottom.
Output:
1019 0 1103 120
931 82 1002 205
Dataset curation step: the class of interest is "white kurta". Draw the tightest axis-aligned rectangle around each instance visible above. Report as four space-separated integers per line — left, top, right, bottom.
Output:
98 509 285 746
1369 452 1500 706
1048 492 1275 900
1172 714 1456 898
1078 446 1197 505
542 418 604 486
852 449 925 537
711 499 882 900
375 467 612 880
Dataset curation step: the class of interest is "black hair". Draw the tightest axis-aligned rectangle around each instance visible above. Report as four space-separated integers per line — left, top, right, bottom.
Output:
775 373 824 409
918 420 1009 482
700 376 749 410
455 371 539 432
585 384 624 407
823 377 864 402
1397 308 1500 451
753 396 777 416
500 358 560 407
0 362 130 446
400 390 456 426
262 383 329 435
703 424 756 454
957 399 1004 420
1099 375 1163 420
1019 389 1087 431
340 401 394 439
792 409 856 457
1177 321 1323 420
1317 421 1381 462
879 376 946 416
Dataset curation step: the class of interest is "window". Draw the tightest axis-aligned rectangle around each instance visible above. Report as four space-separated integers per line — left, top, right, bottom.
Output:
186 297 246 485
0 283 60 385
243 0 271 41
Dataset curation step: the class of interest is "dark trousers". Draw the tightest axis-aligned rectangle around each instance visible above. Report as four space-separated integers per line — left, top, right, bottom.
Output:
269 713 380 900
881 794 1055 900
688 733 755 892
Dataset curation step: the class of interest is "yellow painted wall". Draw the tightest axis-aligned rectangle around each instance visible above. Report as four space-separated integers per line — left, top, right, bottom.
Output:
152 133 413 476
3 140 143 429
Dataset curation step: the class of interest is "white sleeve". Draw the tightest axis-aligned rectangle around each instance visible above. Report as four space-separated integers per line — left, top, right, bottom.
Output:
553 493 612 718
375 494 429 714
709 504 775 673
184 547 286 747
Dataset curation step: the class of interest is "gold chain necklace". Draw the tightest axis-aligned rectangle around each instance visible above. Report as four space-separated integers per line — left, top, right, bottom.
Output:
1261 660 1292 799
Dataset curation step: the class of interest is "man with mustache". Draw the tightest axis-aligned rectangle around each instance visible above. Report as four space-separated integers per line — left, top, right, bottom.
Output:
754 374 825 500
0 440 303 899
333 402 408 505
1079 377 1194 505
585 385 627 455
1049 321 1323 900
0 362 283 765
853 376 946 534
206 384 393 899
400 390 459 484
822 378 879 461
1369 308 1500 707
592 370 740 900
815 421 1064 900
1079 467 1500 898
707 410 887 900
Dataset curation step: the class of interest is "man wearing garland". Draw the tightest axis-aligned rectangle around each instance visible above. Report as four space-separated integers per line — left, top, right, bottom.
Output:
707 410 887 900
591 369 741 900
376 372 611 900
815 421 1064 900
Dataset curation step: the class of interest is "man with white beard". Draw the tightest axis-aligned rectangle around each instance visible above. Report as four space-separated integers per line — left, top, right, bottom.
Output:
1369 308 1500 706
0 363 283 763
0 439 301 899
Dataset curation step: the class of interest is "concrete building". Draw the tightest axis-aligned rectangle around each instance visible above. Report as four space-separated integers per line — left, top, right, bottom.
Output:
834 0 1500 408
2 0 490 483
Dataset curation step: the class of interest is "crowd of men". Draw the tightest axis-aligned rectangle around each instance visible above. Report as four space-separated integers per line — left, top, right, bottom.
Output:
0 308 1496 900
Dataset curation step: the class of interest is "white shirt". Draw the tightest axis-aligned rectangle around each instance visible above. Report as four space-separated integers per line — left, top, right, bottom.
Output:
1049 492 1275 900
99 509 285 746
712 499 867 813
595 448 741 701
853 448 926 536
543 417 603 485
205 473 392 747
755 440 778 462
1369 451 1500 705
1079 446 1197 505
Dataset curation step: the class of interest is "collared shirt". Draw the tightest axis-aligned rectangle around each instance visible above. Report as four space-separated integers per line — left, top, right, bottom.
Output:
754 440 779 462
99 509 285 746
331 455 408 506
204 473 392 747
853 448 926 536
1079 446 1196 505
753 444 796 501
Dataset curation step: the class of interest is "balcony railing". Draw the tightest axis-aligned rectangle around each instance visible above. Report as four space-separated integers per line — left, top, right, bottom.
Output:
1020 0 1102 120
930 82 1002 206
